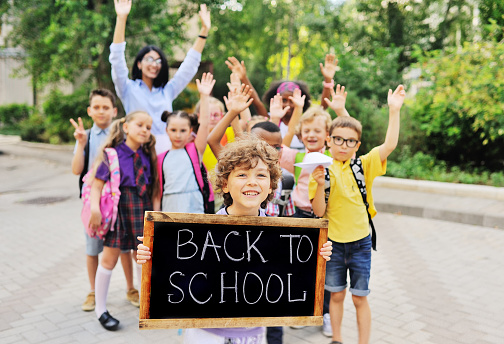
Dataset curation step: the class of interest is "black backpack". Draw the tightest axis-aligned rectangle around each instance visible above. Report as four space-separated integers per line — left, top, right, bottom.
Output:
78 129 91 198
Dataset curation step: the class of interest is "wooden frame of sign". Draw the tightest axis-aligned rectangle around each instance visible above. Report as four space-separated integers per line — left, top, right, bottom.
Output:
139 211 328 330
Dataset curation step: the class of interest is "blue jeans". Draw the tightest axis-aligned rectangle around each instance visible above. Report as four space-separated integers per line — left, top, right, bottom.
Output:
325 235 372 297
266 327 283 344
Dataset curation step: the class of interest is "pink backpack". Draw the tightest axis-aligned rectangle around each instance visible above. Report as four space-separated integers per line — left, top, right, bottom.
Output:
157 141 215 214
81 148 121 239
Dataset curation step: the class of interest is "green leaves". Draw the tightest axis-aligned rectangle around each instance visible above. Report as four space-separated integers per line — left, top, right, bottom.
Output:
4 0 202 89
410 41 504 169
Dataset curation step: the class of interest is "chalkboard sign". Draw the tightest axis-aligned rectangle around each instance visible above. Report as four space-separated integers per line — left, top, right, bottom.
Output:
139 212 328 330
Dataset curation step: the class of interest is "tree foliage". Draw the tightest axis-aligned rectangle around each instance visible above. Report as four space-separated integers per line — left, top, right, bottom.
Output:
479 0 504 41
338 0 480 66
409 41 504 169
3 0 202 90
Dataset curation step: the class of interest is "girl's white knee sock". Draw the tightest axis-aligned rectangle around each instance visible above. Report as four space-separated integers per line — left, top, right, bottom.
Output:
135 262 142 295
95 265 112 318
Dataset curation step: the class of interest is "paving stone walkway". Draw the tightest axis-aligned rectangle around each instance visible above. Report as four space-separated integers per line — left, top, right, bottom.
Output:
1 140 503 343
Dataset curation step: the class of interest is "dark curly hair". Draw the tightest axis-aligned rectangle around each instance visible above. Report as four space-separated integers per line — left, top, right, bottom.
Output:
262 80 311 113
215 135 281 209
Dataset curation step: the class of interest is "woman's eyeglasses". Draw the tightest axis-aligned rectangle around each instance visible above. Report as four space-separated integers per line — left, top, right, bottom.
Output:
142 56 162 66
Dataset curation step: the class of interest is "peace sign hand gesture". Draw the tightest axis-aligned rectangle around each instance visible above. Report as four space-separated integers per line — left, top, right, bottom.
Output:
69 117 88 146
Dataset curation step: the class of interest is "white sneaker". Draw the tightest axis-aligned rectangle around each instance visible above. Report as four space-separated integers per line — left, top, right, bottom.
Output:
322 313 332 337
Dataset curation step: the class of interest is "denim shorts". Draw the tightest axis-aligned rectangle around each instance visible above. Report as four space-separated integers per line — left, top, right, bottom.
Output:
325 234 372 297
85 230 104 256
85 230 130 256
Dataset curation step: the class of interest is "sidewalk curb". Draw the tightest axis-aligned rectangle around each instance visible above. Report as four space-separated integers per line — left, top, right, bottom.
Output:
375 176 504 201
0 135 72 151
375 200 504 230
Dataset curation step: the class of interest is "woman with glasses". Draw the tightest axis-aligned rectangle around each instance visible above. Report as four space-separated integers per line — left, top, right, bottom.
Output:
110 0 211 152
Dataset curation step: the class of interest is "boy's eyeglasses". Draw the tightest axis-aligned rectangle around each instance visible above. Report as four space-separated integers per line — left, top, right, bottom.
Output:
330 136 359 148
142 56 162 66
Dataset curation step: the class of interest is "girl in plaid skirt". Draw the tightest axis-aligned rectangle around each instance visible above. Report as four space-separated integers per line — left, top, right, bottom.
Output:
87 110 160 331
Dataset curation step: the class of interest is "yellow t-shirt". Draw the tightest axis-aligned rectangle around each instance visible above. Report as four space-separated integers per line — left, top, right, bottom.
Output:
202 126 235 188
308 147 386 243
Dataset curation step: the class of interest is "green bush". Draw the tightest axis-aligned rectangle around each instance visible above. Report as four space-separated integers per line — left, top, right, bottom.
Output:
387 146 504 187
42 87 90 144
410 41 504 170
19 112 46 142
0 103 33 128
172 87 200 112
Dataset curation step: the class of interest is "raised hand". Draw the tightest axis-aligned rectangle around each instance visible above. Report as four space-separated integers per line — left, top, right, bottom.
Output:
223 84 253 114
199 4 211 31
324 84 347 112
69 117 88 145
388 85 406 112
319 53 338 80
289 88 306 109
225 57 247 81
269 93 290 124
114 0 132 18
196 72 216 96
227 72 242 93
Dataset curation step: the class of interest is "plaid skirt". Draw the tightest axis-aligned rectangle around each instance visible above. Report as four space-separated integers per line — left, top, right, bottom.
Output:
104 187 152 250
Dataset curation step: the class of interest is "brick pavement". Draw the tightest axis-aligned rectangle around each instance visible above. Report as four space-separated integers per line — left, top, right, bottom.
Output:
1 142 504 343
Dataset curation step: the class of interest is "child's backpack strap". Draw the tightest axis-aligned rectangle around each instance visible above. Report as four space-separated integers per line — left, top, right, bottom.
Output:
157 150 169 203
79 129 91 198
323 167 331 205
104 147 121 203
185 142 215 214
350 158 377 251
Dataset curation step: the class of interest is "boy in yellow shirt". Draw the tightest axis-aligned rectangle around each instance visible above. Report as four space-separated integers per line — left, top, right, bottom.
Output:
309 85 405 344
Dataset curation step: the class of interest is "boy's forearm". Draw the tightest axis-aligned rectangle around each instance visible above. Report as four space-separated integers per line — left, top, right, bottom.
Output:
335 107 350 117
311 185 327 218
380 108 401 161
71 144 85 175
